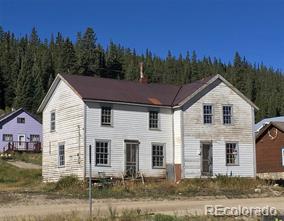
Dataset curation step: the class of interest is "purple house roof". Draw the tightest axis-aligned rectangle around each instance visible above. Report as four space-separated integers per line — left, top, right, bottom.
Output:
0 108 42 152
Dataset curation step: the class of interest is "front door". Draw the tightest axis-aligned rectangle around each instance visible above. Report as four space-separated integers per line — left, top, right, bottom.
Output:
125 141 139 177
18 134 26 149
201 142 213 176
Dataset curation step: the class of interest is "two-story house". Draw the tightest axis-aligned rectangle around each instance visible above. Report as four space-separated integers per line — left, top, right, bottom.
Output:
0 108 42 152
38 73 258 182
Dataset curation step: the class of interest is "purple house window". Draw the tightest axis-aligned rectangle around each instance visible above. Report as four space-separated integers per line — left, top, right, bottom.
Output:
17 117 25 124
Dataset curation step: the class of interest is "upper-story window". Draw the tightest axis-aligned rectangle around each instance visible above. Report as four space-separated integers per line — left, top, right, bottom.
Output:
223 105 232 125
101 106 112 126
149 111 159 129
50 111 56 132
17 117 25 124
203 104 213 124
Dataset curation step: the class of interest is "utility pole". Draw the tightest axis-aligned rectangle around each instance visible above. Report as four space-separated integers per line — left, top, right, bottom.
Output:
89 145 92 218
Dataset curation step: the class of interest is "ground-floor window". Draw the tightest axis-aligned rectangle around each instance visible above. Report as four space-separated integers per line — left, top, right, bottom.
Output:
3 134 13 142
226 142 239 165
95 140 110 166
152 143 165 168
58 143 65 167
30 134 40 142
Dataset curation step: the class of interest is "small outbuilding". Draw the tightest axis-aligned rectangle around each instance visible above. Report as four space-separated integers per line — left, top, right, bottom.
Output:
255 122 284 180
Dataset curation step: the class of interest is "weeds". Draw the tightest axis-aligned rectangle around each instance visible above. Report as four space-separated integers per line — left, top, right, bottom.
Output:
1 211 259 221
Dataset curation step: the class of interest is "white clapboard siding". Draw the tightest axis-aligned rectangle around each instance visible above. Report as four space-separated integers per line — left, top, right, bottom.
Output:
173 110 182 164
42 80 85 182
182 82 255 178
85 102 173 178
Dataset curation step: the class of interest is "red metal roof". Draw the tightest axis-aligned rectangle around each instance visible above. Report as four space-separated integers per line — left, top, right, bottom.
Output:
61 74 214 107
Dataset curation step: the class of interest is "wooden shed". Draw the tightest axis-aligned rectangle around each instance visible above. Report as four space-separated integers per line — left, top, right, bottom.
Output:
256 122 284 180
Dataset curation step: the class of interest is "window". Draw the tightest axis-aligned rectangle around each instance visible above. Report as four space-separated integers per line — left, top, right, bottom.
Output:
50 111 55 132
223 105 232 125
58 143 65 167
3 134 13 142
152 143 165 168
95 140 110 166
149 111 159 129
101 107 112 126
203 105 213 124
30 134 40 142
226 143 239 165
17 117 25 124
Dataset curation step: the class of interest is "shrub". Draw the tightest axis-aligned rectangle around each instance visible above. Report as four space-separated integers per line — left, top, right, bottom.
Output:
55 175 84 192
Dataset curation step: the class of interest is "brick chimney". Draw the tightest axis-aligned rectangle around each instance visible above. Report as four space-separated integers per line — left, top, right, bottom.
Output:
139 62 148 83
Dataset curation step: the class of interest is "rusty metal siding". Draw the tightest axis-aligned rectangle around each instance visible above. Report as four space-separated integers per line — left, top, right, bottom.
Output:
182 82 255 178
256 126 284 173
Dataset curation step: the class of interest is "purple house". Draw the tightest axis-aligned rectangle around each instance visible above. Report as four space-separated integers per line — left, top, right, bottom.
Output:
0 108 42 152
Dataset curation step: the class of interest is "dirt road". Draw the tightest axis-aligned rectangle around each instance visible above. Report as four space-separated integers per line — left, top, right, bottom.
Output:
0 196 283 218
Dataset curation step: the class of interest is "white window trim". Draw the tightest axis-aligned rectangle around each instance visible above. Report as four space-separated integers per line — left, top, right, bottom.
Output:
149 110 160 130
95 139 111 167
50 111 56 132
100 106 113 127
58 142 65 168
3 134 13 142
222 104 233 125
203 104 214 125
225 142 239 166
152 142 166 169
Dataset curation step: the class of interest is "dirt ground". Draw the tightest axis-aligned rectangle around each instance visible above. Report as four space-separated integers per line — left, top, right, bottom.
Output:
0 195 283 218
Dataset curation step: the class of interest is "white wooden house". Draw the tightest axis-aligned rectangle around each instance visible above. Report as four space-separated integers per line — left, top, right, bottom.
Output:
38 73 258 182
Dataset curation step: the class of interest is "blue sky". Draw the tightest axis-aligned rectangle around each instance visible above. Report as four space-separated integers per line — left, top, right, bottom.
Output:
1 0 284 70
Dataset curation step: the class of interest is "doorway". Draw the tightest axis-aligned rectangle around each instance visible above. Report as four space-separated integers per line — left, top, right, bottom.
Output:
201 142 213 176
18 134 26 149
125 141 139 177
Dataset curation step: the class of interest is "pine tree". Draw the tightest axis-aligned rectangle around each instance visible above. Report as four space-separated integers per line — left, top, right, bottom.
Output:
76 27 99 75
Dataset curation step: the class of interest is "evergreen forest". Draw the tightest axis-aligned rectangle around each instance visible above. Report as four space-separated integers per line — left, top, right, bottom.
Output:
0 26 283 121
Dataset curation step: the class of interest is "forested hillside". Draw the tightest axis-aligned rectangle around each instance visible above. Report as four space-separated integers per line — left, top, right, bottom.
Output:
0 27 283 121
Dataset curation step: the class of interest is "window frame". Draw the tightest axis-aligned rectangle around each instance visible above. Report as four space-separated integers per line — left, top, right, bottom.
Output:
222 105 233 125
225 142 239 166
50 111 56 132
152 143 166 169
17 117 25 124
149 110 160 130
95 139 111 167
58 142 65 168
2 134 13 142
101 106 113 127
203 104 213 125
30 134 40 142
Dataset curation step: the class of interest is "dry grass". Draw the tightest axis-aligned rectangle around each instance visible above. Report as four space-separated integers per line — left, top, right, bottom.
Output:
0 158 282 201
0 159 42 192
1 211 259 221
